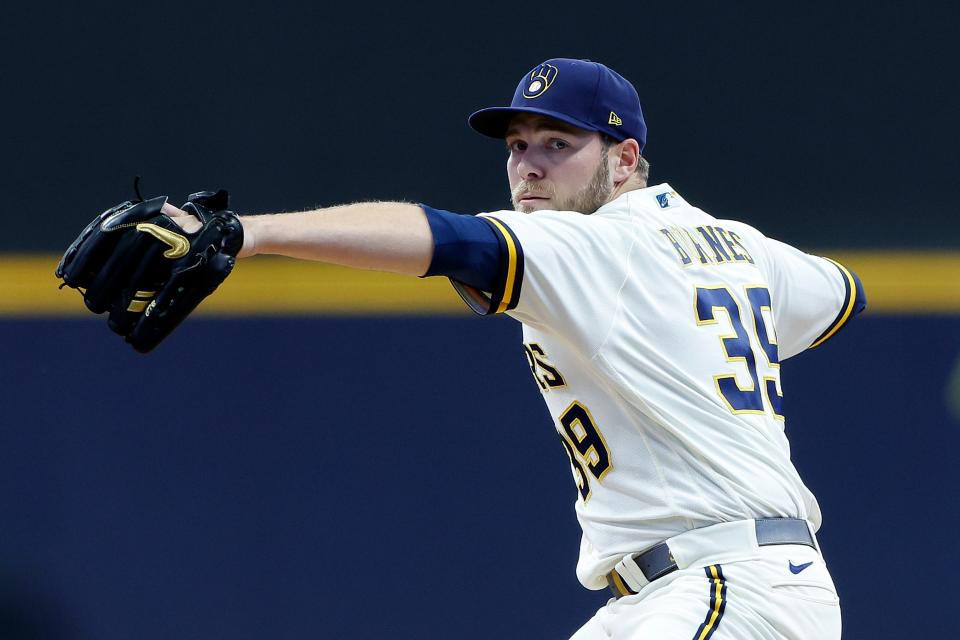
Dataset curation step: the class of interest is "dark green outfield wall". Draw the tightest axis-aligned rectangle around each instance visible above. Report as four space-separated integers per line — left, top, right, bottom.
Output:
0 315 957 638
1 2 958 252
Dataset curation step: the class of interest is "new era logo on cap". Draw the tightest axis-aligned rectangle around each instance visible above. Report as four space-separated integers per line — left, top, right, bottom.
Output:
468 58 647 151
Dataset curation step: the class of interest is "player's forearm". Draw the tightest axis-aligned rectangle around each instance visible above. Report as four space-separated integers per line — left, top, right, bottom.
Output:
238 202 433 276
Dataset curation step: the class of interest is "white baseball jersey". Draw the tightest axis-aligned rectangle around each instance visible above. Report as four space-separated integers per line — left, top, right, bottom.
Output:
459 184 861 590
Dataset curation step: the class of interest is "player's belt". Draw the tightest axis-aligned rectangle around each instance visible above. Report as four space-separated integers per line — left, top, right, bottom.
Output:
605 518 816 599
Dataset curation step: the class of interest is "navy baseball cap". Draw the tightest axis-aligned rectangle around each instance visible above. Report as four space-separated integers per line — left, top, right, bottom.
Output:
469 58 646 151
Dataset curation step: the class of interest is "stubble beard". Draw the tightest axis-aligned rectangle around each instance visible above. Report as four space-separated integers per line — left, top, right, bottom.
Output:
511 156 613 215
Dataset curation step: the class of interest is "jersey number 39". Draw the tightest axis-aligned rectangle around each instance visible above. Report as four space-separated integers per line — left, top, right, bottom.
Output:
558 401 611 502
695 285 784 419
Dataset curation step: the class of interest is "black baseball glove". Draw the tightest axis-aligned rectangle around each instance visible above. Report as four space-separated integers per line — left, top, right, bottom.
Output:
56 186 244 353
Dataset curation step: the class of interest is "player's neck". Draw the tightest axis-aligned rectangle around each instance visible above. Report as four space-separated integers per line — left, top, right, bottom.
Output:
608 175 648 203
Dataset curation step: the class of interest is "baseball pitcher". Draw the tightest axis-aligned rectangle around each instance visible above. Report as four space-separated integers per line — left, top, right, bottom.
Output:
58 58 865 639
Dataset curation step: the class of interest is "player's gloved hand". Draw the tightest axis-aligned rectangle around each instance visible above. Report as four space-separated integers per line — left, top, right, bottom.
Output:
56 184 244 353
160 201 204 233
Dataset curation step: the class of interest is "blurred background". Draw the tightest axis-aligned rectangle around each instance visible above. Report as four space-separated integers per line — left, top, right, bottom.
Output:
1 1 958 638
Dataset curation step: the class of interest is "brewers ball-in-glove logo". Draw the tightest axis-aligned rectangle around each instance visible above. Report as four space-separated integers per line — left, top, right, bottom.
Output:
523 63 558 99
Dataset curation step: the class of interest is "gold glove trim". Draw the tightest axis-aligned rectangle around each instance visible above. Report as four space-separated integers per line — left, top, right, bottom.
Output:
135 223 190 259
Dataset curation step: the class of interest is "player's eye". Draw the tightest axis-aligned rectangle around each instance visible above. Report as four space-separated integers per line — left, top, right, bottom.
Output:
507 140 527 153
549 139 569 150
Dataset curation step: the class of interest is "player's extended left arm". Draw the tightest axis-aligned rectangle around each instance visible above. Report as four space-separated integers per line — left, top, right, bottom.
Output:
163 200 505 290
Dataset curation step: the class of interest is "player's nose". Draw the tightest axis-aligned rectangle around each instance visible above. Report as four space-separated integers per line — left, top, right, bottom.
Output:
515 154 545 181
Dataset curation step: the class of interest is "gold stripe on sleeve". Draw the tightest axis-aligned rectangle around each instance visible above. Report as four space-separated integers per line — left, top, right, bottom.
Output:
484 217 519 314
809 258 858 348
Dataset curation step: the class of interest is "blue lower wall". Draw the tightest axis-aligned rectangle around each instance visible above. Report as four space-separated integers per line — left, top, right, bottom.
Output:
1 315 957 638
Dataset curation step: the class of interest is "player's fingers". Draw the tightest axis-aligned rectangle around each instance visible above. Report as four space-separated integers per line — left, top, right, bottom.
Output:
161 202 189 217
161 202 203 233
160 202 193 218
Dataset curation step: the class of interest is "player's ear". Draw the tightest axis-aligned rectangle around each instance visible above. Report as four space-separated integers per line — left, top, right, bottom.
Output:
611 138 640 183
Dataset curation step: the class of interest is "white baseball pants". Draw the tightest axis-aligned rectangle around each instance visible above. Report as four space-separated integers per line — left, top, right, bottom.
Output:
570 522 841 639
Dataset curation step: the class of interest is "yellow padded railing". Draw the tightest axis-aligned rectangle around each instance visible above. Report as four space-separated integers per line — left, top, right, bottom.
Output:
1 251 958 315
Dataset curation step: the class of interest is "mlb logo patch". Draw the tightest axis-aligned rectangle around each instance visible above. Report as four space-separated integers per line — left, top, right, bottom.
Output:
656 191 678 209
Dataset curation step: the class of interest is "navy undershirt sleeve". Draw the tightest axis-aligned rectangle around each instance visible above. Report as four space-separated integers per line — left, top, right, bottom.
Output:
420 205 504 292
850 269 867 317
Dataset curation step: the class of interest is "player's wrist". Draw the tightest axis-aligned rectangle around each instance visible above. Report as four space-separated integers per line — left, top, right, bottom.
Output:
237 216 259 258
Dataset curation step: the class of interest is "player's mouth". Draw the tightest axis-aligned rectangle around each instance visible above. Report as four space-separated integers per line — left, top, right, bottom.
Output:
518 194 550 205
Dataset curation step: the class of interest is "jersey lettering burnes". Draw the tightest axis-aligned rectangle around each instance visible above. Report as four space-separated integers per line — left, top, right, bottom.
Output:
471 185 860 590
